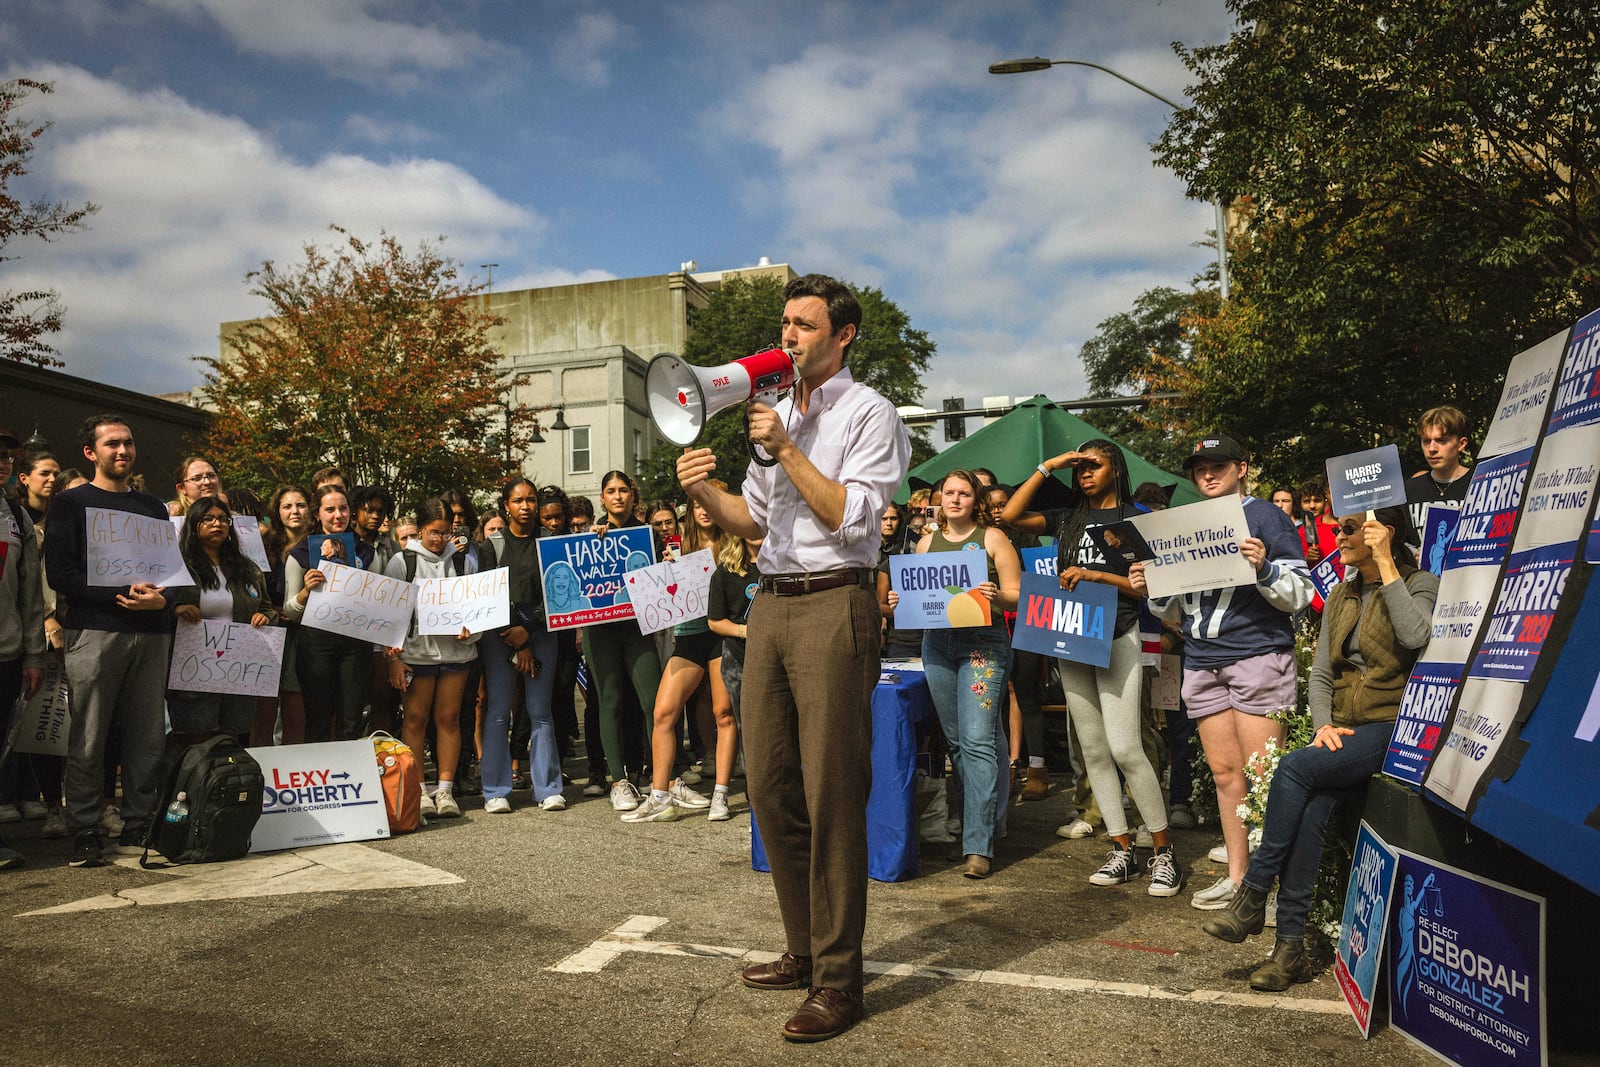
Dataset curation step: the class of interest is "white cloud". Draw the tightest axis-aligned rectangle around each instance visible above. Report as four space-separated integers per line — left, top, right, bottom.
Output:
144 0 506 83
5 62 542 391
342 114 436 147
550 11 633 88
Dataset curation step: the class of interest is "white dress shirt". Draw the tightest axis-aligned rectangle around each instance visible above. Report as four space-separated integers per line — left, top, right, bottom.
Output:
745 366 911 574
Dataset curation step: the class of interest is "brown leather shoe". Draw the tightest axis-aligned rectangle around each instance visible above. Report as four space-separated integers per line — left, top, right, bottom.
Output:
963 854 991 879
782 987 863 1042
740 952 812 990
1021 766 1049 800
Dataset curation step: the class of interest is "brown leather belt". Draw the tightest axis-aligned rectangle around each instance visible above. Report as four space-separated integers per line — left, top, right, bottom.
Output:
758 568 874 597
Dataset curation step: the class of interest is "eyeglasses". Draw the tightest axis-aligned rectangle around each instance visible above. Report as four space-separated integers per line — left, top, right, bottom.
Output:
1338 521 1364 536
198 514 231 527
185 472 220 485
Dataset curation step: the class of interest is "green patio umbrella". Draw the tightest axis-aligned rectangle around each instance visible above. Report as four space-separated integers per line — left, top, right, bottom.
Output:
898 394 1199 510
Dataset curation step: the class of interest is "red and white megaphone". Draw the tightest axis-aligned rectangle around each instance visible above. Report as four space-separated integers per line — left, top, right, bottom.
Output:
645 347 796 448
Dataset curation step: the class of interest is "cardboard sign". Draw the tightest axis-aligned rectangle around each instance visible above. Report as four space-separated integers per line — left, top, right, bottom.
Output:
1480 327 1565 457
1447 449 1530 568
536 527 655 631
8 655 70 757
1418 505 1460 576
300 559 415 646
1387 851 1546 1067
1546 306 1600 434
234 516 270 571
1150 653 1181 712
1385 660 1462 786
1424 675 1527 813
1325 444 1407 516
1010 571 1115 667
1086 519 1153 565
415 566 510 636
1309 548 1346 599
85 506 194 588
889 549 991 629
1131 494 1256 599
1020 545 1057 577
247 740 390 852
1510 422 1600 552
1470 545 1571 684
626 549 715 636
307 531 358 567
167 618 286 698
1335 822 1399 1038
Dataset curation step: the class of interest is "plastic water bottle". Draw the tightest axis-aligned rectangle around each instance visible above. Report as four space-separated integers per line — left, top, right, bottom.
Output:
165 791 190 826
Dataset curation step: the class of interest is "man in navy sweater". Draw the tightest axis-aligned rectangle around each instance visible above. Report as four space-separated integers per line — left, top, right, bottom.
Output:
43 415 176 868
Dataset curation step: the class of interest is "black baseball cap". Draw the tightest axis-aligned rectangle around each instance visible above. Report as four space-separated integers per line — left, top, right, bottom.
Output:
0 428 19 449
1182 435 1248 470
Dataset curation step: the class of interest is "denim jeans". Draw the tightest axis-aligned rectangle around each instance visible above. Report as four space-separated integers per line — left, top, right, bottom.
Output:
922 626 1011 860
480 626 560 802
1243 720 1391 939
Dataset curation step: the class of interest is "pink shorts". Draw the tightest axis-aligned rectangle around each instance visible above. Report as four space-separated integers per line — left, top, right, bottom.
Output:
1183 650 1298 718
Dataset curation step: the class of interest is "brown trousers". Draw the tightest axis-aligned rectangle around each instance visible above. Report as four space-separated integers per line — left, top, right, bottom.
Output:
742 582 880 994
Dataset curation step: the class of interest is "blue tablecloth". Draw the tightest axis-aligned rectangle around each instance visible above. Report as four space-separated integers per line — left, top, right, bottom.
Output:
750 671 933 883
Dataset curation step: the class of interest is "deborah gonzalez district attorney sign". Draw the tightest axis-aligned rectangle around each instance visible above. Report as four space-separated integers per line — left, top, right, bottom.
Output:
247 740 388 852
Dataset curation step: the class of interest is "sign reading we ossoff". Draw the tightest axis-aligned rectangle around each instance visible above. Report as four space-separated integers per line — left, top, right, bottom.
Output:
889 550 991 630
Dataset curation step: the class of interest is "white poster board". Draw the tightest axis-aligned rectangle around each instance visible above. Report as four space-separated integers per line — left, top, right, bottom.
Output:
1131 494 1257 599
626 549 715 635
300 559 415 647
415 566 511 636
86 506 194 588
234 516 271 571
167 618 286 698
9 655 71 757
247 740 390 852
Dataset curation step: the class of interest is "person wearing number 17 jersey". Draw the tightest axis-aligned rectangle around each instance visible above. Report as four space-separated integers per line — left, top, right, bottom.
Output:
1142 436 1312 911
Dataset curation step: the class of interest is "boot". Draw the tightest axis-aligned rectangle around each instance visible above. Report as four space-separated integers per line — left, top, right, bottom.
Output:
1201 883 1268 943
1021 767 1049 801
1249 938 1314 991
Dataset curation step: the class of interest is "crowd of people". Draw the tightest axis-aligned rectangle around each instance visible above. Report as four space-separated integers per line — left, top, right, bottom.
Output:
0 285 1474 1038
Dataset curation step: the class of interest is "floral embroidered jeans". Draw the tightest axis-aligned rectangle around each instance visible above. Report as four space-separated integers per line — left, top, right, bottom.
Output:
922 626 1012 859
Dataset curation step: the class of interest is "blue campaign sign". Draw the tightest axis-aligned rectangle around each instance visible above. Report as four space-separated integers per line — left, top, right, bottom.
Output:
1384 660 1463 786
1418 505 1461 577
1470 543 1573 683
1448 449 1532 568
1309 548 1345 599
1010 571 1116 667
1387 851 1546 1066
1335 822 1398 1037
535 527 655 631
889 550 990 629
1021 545 1057 577
1547 305 1600 433
1326 444 1407 516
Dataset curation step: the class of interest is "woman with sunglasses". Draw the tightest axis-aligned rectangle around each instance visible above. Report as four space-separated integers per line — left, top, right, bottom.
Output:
1199 505 1436 989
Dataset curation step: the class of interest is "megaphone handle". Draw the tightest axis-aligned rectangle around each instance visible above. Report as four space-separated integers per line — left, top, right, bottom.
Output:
747 407 779 467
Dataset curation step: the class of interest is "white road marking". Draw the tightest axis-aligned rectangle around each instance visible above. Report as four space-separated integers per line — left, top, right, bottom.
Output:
17 843 462 916
551 915 1349 1016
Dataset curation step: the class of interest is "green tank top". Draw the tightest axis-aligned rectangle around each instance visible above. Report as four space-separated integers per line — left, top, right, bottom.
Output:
926 526 1004 632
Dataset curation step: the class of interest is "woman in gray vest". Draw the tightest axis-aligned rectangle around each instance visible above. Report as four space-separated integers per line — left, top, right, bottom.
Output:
1197 503 1437 990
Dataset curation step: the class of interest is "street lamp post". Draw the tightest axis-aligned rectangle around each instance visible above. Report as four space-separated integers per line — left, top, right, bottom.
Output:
989 56 1229 301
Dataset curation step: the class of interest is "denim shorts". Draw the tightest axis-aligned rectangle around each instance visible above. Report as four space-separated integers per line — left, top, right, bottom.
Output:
407 660 472 679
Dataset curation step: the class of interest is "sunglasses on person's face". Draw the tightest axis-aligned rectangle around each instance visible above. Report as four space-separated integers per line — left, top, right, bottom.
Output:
1338 521 1364 537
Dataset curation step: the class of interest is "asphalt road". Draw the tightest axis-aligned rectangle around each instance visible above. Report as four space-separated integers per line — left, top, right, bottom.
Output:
3 763 1455 1067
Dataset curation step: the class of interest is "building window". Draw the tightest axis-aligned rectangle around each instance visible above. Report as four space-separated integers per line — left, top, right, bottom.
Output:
633 429 644 473
569 426 592 475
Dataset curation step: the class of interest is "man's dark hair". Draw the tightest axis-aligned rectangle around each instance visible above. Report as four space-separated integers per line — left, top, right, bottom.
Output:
569 495 595 522
783 274 861 356
78 413 133 451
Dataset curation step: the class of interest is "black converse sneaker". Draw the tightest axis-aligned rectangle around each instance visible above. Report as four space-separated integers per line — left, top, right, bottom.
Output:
1089 845 1139 886
1147 846 1184 897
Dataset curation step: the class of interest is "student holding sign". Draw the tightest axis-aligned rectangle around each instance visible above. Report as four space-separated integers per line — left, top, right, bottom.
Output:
281 484 378 744
383 499 484 819
1202 506 1436 991
168 497 278 751
888 470 1019 879
1002 440 1181 895
1142 436 1313 911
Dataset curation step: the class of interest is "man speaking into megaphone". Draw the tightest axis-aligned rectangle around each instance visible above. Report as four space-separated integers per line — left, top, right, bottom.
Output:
676 274 909 1043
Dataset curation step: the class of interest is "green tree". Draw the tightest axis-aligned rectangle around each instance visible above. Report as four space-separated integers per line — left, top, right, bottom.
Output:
1151 1 1600 476
1 79 97 367
198 227 535 505
1075 286 1198 474
638 274 935 498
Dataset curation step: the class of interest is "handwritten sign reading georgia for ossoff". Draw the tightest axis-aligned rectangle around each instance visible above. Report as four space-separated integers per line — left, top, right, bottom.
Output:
414 566 510 636
301 560 415 645
86 507 194 588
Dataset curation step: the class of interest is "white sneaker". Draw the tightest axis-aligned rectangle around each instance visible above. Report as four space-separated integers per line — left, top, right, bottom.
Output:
539 794 567 811
19 800 47 820
1135 825 1155 849
433 791 461 818
483 796 512 814
419 792 437 816
621 792 682 823
97 803 125 837
42 808 68 839
708 792 731 821
610 780 642 811
668 780 710 809
1056 818 1095 840
0 804 20 824
582 779 605 797
678 766 703 785
1191 874 1237 910
1208 842 1229 864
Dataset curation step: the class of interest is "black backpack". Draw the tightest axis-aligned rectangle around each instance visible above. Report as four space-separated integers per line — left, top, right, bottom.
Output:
141 735 265 867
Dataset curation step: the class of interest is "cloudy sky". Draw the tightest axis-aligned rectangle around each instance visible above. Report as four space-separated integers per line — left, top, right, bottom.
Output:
3 0 1236 439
